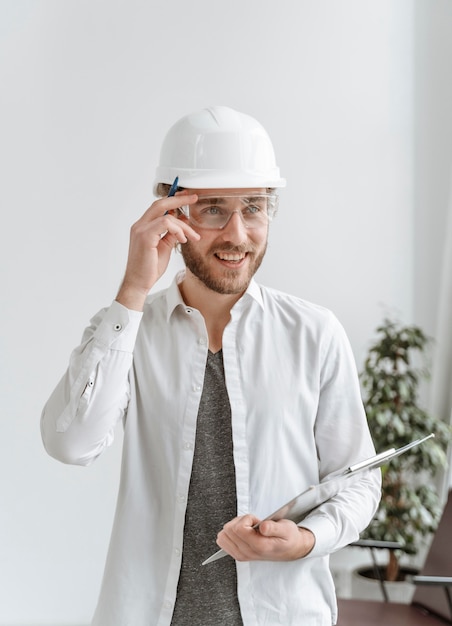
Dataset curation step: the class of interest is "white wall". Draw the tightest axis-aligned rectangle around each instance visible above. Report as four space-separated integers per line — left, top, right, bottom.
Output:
0 1 422 623
414 0 452 339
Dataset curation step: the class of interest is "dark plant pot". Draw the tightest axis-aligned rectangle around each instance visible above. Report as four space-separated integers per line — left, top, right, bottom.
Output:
358 565 419 583
351 566 419 603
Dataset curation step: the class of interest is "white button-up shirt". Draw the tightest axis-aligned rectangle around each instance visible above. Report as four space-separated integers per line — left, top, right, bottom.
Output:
41 272 381 626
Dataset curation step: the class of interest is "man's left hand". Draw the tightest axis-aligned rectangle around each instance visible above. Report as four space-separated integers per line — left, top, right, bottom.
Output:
216 514 316 562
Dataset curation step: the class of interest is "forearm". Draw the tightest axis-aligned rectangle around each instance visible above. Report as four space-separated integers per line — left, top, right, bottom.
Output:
41 301 142 465
116 281 149 312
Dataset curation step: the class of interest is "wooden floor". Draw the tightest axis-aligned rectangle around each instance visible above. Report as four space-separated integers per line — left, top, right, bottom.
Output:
337 598 449 625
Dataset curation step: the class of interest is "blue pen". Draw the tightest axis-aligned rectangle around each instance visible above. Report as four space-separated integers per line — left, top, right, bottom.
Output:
168 176 179 197
164 176 179 215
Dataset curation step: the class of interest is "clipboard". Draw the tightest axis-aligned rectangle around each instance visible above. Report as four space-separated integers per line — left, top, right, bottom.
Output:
202 433 435 565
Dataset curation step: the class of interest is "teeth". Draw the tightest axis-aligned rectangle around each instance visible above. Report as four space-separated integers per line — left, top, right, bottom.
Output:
217 253 245 261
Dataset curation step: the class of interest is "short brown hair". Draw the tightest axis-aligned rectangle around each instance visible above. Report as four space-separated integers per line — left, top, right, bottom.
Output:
155 182 176 198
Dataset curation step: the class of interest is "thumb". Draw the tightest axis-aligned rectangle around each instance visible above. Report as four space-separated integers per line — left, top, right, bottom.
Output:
258 520 280 537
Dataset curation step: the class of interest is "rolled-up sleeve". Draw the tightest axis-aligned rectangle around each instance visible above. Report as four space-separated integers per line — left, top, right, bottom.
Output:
41 300 143 466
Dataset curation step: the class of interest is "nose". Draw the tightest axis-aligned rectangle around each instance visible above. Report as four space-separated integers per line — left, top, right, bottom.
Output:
219 210 248 244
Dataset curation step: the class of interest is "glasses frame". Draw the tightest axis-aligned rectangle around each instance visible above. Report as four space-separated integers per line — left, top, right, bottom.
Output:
176 192 279 230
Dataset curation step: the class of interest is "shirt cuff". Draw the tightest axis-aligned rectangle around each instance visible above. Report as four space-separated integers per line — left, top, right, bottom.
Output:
93 300 143 351
299 514 337 558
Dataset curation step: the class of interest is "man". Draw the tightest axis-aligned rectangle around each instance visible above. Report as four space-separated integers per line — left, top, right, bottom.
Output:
41 105 381 625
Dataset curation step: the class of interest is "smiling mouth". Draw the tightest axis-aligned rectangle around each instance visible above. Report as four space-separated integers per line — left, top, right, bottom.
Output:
215 252 247 263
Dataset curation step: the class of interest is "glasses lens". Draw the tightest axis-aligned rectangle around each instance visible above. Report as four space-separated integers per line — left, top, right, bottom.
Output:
181 195 277 229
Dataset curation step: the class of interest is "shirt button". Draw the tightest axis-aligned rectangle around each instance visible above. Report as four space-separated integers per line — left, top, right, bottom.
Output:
198 337 207 345
183 442 193 450
192 384 202 392
174 548 181 557
164 600 172 610
177 493 186 503
113 323 122 331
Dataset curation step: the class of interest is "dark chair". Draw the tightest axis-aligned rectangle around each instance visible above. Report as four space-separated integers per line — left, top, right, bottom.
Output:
336 490 452 625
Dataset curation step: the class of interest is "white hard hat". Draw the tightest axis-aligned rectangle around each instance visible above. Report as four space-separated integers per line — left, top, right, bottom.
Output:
153 106 286 192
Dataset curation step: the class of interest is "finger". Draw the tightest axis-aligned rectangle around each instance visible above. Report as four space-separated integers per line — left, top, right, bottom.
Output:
134 194 200 243
132 212 200 248
237 513 261 528
222 514 260 535
145 192 198 220
217 531 259 561
217 515 262 559
160 216 201 244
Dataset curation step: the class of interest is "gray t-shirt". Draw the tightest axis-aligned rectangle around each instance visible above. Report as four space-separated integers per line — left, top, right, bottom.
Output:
171 350 242 625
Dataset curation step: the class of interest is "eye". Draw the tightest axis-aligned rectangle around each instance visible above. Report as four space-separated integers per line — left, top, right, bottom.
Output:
200 205 225 216
243 202 266 217
245 204 261 215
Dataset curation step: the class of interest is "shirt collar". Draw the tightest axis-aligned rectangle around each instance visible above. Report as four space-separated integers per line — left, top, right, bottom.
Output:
165 270 188 321
165 269 264 321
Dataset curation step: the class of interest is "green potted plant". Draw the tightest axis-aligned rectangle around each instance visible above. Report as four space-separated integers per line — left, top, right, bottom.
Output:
359 318 451 582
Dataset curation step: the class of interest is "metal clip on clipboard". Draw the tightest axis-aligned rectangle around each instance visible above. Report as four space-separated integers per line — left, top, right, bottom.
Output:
202 433 435 565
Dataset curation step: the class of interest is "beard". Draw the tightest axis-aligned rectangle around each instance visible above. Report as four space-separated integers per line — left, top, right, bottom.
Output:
180 240 267 295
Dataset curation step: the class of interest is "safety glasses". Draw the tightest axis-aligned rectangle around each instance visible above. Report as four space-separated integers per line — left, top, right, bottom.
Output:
176 193 279 230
